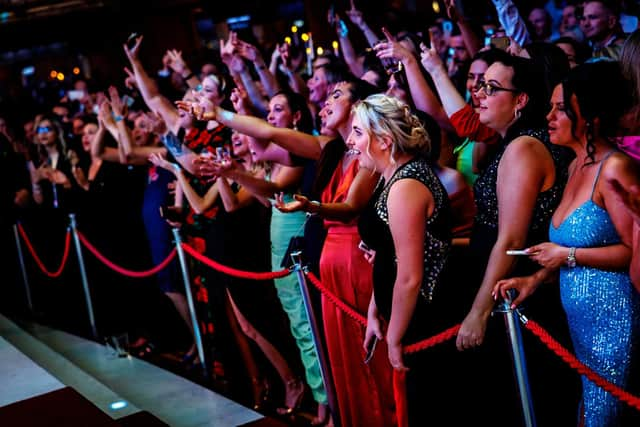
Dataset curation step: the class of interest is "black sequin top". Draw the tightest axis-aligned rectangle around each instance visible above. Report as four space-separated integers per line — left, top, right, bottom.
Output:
470 128 572 277
359 157 451 332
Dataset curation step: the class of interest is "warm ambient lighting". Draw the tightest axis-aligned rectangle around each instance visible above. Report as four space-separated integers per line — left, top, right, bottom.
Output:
72 67 80 75
291 25 298 33
432 1 440 13
301 33 309 42
50 70 58 79
56 72 64 81
316 47 324 55
332 41 339 49
284 36 292 44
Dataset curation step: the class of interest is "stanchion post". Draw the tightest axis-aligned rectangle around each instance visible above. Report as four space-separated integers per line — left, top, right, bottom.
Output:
290 251 340 427
69 214 98 340
495 291 537 427
13 222 34 314
172 228 208 378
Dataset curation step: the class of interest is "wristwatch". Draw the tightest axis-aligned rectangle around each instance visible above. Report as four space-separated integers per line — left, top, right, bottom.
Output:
567 247 577 268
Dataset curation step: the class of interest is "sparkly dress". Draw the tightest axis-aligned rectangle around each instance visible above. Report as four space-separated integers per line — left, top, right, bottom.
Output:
464 129 580 426
549 153 640 426
358 157 452 425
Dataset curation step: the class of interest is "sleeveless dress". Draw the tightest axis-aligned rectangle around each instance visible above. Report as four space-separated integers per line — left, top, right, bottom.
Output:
464 128 580 426
358 157 452 426
319 156 396 427
549 153 640 427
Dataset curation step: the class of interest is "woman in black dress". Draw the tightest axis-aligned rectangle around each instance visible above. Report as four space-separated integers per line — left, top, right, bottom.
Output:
353 94 452 425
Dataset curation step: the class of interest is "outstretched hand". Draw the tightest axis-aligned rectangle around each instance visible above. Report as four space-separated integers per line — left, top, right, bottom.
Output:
273 193 309 213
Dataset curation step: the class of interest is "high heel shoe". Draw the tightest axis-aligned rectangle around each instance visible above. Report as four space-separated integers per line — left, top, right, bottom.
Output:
276 378 305 416
250 377 271 411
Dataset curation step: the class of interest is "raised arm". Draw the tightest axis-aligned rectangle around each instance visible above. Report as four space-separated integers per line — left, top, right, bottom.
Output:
375 30 453 131
330 8 364 77
490 0 531 47
346 0 380 48
178 102 329 160
238 40 281 101
166 49 202 90
124 36 181 134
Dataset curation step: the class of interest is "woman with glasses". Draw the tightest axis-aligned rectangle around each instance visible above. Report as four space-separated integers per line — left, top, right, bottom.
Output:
431 52 578 425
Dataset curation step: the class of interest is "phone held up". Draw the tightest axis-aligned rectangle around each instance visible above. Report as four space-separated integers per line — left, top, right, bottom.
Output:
490 36 510 51
126 32 140 49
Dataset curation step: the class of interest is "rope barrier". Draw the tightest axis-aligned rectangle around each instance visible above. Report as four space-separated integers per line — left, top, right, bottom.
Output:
524 319 640 411
180 242 292 281
305 271 368 326
17 220 640 414
17 223 72 278
77 231 178 278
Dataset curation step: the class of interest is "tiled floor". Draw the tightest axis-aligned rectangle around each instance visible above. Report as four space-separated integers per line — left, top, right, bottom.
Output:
0 313 263 427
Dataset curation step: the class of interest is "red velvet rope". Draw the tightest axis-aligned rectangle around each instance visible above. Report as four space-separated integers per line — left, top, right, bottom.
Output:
305 271 368 326
525 319 640 411
180 242 291 280
78 231 178 278
17 223 71 278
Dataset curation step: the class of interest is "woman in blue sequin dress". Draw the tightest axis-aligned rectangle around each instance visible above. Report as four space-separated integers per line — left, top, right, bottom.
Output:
495 62 640 426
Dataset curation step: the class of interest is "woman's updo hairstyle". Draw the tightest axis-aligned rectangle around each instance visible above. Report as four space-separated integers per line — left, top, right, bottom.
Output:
353 94 431 160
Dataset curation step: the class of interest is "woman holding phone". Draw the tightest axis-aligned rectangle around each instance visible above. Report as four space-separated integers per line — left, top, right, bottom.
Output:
354 94 452 425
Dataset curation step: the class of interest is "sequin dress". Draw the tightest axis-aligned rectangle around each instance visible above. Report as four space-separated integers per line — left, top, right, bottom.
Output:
359 157 452 425
549 153 640 427
464 129 580 427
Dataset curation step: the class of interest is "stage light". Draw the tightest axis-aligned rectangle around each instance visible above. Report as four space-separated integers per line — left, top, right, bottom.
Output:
109 400 128 410
56 73 65 81
50 70 58 79
432 1 440 13
285 37 292 44
291 25 298 33
316 47 324 55
301 33 309 42
72 67 80 75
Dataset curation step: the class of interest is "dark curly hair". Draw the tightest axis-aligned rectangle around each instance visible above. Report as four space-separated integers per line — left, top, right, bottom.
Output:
561 61 632 166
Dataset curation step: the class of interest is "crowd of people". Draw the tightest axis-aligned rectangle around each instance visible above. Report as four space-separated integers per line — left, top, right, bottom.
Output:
2 0 640 426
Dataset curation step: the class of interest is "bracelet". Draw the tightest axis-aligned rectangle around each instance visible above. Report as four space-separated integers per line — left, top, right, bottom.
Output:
219 110 235 122
114 114 124 122
309 200 321 213
567 247 577 268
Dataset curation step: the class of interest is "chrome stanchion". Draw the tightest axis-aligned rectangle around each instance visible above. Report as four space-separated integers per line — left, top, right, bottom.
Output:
172 227 207 377
495 291 537 427
13 222 34 314
69 214 98 340
290 251 340 427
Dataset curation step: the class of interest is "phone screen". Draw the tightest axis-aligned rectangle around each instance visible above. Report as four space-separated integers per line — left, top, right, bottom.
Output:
490 36 510 51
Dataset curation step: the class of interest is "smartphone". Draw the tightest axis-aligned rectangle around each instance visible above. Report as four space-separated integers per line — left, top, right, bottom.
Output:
364 336 378 364
215 146 224 161
159 206 183 223
126 32 140 49
68 90 85 101
506 249 529 256
490 36 510 51
358 240 370 252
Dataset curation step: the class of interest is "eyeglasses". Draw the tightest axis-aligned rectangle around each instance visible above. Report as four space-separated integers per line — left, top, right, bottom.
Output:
477 82 520 96
36 126 53 134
